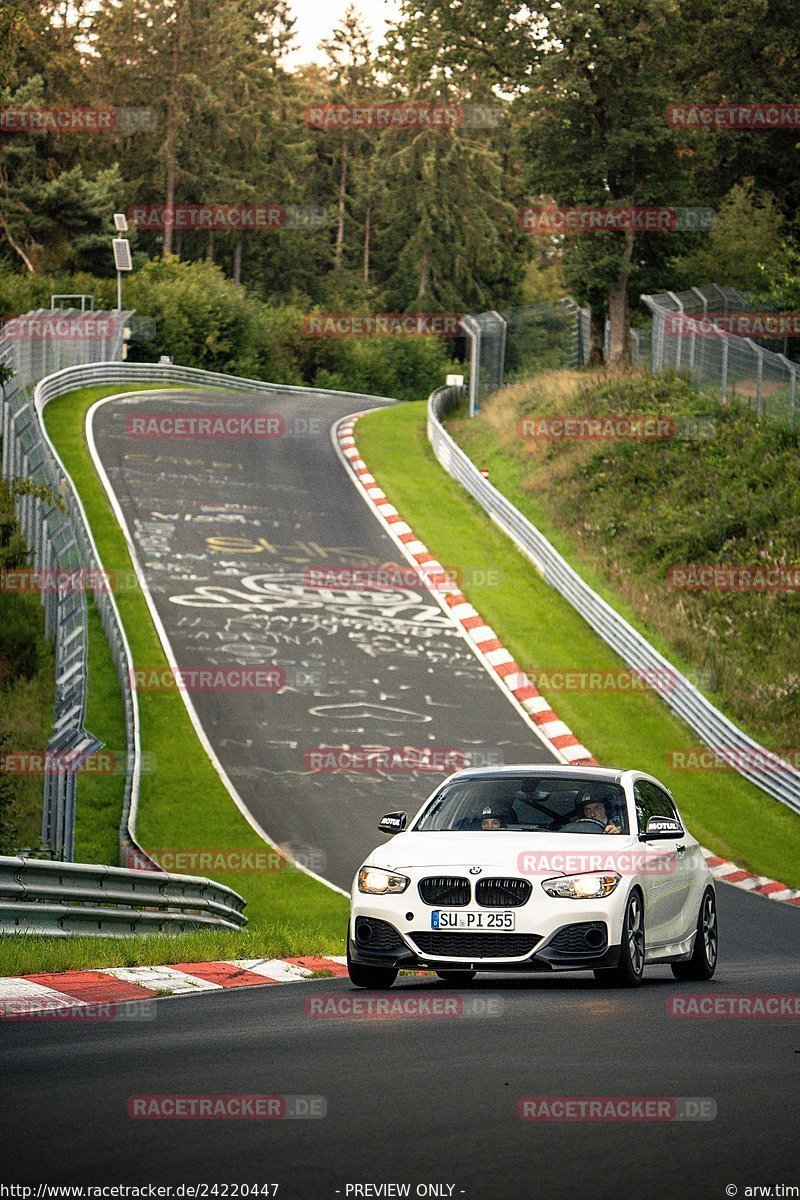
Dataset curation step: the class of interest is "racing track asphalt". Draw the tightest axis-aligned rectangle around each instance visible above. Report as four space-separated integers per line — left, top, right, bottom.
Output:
88 388 558 888
2 882 798 1196
4 386 797 1199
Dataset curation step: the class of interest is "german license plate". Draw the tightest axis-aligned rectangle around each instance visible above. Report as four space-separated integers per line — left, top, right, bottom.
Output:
432 910 515 930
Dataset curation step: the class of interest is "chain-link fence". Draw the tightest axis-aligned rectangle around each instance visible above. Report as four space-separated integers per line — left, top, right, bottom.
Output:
463 300 654 415
464 286 798 421
461 312 507 416
642 285 799 425
0 310 132 860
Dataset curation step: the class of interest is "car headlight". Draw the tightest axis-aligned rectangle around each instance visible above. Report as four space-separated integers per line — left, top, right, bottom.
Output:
542 873 621 899
358 867 409 895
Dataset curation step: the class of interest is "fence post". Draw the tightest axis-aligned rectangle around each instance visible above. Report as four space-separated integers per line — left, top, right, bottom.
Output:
778 354 797 429
667 292 684 372
748 341 764 416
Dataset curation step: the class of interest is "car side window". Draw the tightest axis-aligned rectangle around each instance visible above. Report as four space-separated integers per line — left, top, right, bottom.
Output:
634 779 680 833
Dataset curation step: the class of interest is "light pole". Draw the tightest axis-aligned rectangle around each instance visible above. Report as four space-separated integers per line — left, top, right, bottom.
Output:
112 213 132 311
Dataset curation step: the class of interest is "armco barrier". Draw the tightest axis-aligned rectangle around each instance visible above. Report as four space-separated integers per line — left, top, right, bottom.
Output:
31 361 395 864
428 384 800 816
1 314 133 861
0 854 246 936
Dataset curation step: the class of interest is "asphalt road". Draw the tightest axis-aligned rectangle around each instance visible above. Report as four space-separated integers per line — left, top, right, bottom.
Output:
90 388 556 888
2 883 798 1197
4 384 796 1199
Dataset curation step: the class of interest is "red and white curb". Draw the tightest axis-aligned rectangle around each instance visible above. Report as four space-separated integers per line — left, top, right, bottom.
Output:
0 955 350 1016
335 416 597 767
335 413 800 910
702 856 800 905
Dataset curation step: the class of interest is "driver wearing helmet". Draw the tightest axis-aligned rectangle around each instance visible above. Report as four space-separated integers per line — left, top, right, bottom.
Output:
580 789 622 834
480 797 519 831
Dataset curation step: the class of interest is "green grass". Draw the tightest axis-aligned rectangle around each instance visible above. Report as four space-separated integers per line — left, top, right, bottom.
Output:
451 370 800 752
0 608 55 854
0 924 344 977
72 598 128 863
0 381 347 977
356 399 800 888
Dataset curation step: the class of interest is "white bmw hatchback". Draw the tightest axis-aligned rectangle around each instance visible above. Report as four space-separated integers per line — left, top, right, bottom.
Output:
348 765 718 989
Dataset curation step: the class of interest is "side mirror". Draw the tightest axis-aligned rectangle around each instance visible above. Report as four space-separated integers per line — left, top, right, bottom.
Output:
641 815 684 841
378 811 407 835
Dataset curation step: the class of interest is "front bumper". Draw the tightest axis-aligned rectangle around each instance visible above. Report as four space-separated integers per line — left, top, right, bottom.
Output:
348 914 621 973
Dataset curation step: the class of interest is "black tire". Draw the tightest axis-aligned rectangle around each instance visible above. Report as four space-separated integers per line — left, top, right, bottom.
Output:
671 888 718 981
347 939 398 989
594 890 646 988
435 970 477 983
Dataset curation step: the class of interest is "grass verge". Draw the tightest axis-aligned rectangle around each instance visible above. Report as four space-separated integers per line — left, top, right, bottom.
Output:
0 924 343 977
448 370 800 751
0 381 347 977
356 399 800 888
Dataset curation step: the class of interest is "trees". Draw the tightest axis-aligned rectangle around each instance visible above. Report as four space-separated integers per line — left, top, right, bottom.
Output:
89 0 294 258
319 5 377 275
671 181 791 298
0 0 797 355
519 0 689 365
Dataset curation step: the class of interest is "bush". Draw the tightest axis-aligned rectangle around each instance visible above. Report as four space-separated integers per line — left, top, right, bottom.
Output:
311 335 461 403
0 594 41 687
0 732 19 855
124 257 305 382
0 259 463 398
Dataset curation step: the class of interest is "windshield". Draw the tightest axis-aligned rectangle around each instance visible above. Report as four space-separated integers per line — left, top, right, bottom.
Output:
416 777 629 834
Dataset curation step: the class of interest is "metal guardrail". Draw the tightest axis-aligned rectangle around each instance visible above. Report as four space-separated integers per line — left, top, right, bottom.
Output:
428 384 800 816
1 312 133 860
31 359 396 864
0 855 246 936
